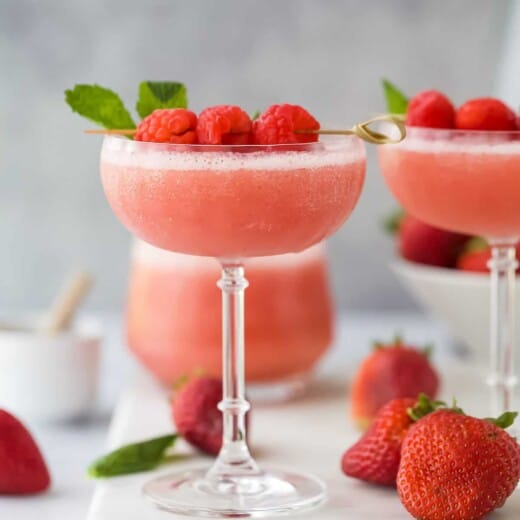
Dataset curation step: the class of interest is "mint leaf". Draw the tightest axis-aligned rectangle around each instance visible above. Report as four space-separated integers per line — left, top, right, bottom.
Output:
382 79 408 115
88 434 177 478
65 84 136 129
136 81 187 118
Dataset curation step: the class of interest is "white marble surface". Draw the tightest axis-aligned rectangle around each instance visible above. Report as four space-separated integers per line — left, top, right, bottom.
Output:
87 314 520 519
88 366 520 520
2 311 519 519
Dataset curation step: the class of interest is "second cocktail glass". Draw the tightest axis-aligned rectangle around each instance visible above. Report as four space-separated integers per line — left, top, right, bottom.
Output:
101 134 367 517
379 127 520 420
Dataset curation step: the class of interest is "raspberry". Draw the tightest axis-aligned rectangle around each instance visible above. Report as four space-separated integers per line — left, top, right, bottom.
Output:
405 90 455 129
253 104 320 144
196 105 252 145
135 108 197 144
455 97 518 131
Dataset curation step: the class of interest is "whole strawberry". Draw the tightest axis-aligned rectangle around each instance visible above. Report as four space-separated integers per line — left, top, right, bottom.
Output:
0 409 51 494
398 214 469 268
172 377 223 455
350 337 440 429
342 397 415 486
398 409 520 520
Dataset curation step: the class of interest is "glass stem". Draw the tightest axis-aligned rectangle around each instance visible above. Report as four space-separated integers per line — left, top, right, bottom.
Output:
208 263 259 479
487 243 518 418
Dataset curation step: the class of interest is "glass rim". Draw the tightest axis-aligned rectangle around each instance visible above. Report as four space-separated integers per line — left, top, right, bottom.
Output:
102 133 362 153
404 125 520 137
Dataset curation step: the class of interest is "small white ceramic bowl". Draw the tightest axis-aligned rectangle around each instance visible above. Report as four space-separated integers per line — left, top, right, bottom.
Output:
0 314 101 423
392 259 520 363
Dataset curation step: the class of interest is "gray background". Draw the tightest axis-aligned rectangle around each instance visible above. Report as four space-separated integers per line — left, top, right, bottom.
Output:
0 0 514 311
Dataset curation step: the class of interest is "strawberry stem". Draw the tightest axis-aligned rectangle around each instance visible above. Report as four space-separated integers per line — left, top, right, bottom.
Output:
422 344 434 358
408 393 447 422
393 333 403 346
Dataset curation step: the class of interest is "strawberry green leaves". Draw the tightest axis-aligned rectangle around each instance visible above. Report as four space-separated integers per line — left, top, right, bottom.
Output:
65 85 136 130
382 79 408 115
136 81 188 119
407 393 447 422
485 411 518 430
383 208 405 234
88 434 178 478
407 394 518 429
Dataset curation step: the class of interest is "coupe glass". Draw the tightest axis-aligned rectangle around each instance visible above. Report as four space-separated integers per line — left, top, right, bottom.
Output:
100 134 366 517
379 127 520 420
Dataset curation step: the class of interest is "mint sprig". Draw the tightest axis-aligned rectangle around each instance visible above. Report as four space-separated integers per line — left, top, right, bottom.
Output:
88 434 178 478
65 84 136 130
381 79 408 115
136 81 187 118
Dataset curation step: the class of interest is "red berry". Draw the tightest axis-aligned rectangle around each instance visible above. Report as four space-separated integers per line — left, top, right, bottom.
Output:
172 377 223 455
405 90 456 129
0 409 51 495
398 215 469 268
398 410 520 520
196 105 252 145
253 104 319 144
456 247 492 273
342 397 415 487
455 97 518 131
350 337 439 429
135 108 198 144
456 240 520 273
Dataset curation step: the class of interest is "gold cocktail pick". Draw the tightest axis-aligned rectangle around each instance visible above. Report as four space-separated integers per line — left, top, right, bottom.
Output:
312 114 406 145
84 114 406 144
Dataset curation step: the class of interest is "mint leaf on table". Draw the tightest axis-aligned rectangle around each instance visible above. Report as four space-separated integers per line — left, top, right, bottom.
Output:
381 79 408 115
88 434 178 478
65 84 136 129
136 81 188 118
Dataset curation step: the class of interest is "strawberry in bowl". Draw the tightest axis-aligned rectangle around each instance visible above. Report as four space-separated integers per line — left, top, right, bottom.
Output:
382 80 520 363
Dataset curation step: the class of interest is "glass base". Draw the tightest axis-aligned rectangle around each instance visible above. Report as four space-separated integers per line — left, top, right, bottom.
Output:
143 466 326 517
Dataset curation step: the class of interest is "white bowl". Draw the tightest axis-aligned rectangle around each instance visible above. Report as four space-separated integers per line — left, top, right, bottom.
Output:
391 259 520 363
0 314 101 423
